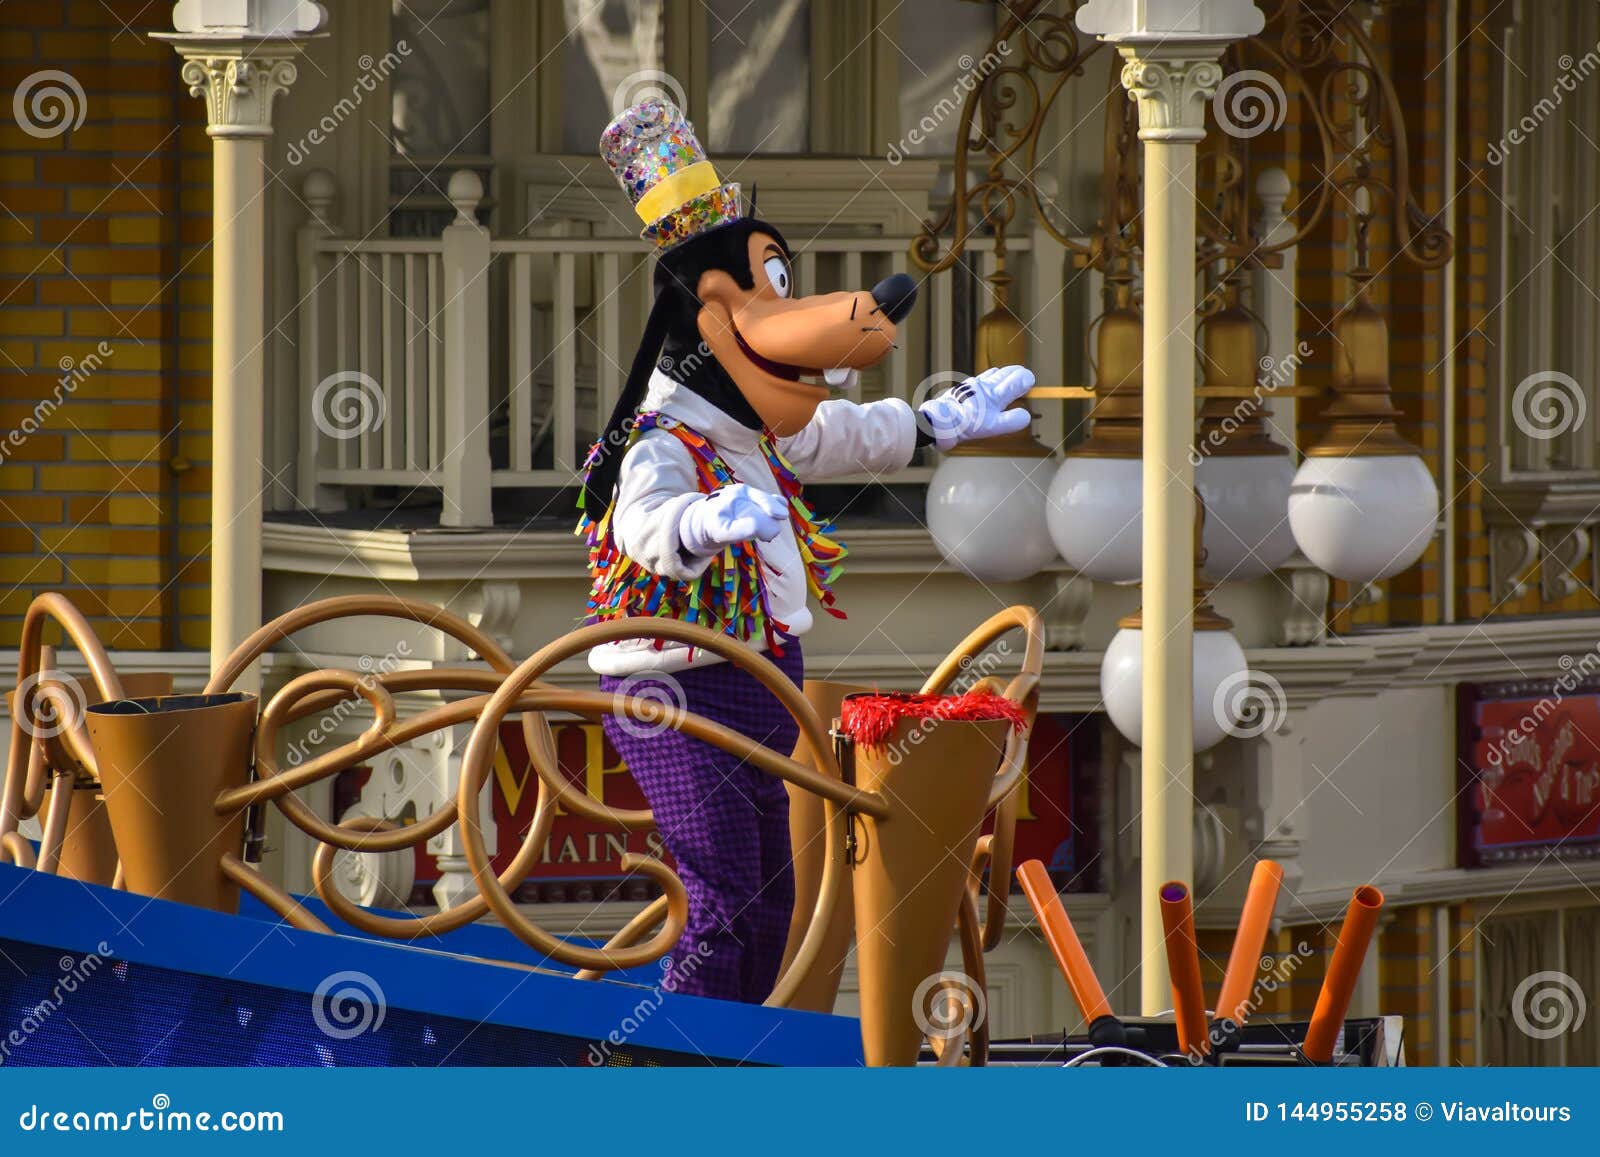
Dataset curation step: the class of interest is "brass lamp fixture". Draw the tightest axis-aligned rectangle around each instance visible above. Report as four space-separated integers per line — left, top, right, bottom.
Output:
915 0 1453 604
1288 270 1440 584
1046 265 1146 582
1192 279 1298 582
924 252 1061 582
1100 497 1249 752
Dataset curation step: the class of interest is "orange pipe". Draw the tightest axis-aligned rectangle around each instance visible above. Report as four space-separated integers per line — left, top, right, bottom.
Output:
1215 859 1284 1028
1016 859 1113 1023
1159 881 1209 1059
1303 885 1385 1063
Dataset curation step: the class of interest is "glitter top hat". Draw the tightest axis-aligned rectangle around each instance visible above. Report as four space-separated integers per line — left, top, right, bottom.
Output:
600 98 742 249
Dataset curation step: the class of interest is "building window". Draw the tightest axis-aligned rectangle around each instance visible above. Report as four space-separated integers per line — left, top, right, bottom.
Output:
562 0 668 154
1480 905 1600 1066
705 0 811 153
1494 3 1600 478
389 0 493 158
893 0 997 157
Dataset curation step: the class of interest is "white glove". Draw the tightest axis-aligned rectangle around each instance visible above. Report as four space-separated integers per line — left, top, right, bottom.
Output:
917 365 1036 451
678 483 790 557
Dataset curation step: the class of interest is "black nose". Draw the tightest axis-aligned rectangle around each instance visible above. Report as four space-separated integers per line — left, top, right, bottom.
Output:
870 272 918 324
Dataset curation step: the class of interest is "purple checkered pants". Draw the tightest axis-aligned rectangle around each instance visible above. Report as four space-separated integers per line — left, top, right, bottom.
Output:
601 643 804 1004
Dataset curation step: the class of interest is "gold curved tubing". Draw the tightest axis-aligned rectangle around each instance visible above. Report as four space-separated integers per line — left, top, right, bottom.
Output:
205 595 653 832
35 682 99 781
34 769 73 875
2 596 123 841
926 890 988 1067
17 644 61 818
220 854 334 934
918 605 1045 700
0 830 36 868
222 669 399 809
456 618 869 984
572 894 675 981
955 888 990 1066
269 666 642 833
239 694 497 853
239 680 850 856
305 777 625 950
975 672 1041 952
19 717 47 821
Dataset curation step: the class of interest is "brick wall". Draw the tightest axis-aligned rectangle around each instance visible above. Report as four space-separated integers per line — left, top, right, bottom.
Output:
0 0 210 652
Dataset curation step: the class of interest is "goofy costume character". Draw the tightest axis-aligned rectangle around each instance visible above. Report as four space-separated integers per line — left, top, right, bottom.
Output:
579 99 1034 1003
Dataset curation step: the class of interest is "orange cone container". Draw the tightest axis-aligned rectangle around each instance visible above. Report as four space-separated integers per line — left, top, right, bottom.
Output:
11 670 175 885
85 693 257 913
1215 859 1284 1031
1303 885 1385 1063
1159 881 1210 1060
778 678 865 1014
842 692 1020 1066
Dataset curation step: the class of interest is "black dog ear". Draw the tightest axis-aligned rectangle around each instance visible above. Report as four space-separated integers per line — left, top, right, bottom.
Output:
581 290 672 520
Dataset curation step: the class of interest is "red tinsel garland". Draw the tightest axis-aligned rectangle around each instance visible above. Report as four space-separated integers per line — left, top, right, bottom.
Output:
839 691 1028 748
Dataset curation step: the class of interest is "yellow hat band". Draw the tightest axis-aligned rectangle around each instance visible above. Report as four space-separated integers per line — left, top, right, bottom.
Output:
635 160 723 225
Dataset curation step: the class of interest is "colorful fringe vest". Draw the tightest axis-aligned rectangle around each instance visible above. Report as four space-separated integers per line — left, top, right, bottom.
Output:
575 412 847 654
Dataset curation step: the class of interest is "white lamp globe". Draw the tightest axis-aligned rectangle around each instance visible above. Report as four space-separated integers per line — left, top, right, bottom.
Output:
1100 625 1249 753
1195 453 1299 582
926 454 1059 582
1288 454 1438 583
1046 455 1143 583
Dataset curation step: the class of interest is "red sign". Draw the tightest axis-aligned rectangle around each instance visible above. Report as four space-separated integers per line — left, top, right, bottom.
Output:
1459 683 1600 865
415 712 1100 900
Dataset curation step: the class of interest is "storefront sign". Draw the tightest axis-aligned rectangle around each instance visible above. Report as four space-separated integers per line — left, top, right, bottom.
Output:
1458 681 1600 865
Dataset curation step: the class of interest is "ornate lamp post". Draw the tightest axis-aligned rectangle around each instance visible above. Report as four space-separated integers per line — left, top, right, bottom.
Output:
154 1 328 688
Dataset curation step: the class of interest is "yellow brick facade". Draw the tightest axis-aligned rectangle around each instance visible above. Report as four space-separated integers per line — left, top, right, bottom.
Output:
0 0 210 651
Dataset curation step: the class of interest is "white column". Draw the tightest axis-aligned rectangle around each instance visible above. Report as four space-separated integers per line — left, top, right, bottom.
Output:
1078 0 1263 1015
1119 46 1222 1014
155 6 326 688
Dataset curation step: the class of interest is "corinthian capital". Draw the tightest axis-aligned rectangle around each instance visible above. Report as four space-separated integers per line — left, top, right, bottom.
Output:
178 53 301 139
1117 51 1225 142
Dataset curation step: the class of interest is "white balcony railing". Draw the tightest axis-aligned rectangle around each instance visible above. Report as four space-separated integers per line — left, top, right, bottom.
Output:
293 169 1067 526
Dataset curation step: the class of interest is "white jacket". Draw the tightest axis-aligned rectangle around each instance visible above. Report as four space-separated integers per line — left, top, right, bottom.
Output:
587 370 918 675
